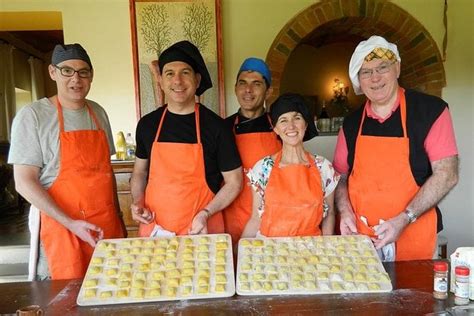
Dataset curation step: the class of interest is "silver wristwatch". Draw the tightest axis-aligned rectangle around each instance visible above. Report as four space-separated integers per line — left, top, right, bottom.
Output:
404 209 417 224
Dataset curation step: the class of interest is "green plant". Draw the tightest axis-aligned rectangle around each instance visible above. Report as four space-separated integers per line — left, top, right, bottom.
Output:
182 2 212 52
140 4 172 56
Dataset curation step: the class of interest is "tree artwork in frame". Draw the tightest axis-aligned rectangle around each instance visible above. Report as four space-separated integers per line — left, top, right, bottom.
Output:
130 0 225 118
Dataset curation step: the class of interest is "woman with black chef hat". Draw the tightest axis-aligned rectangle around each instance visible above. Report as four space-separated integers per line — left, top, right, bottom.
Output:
242 93 339 237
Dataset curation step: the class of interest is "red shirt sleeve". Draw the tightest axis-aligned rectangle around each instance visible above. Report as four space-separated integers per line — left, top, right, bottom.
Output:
332 129 349 175
424 107 458 161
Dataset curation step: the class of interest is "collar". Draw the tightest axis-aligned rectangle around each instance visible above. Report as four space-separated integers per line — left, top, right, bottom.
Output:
365 93 401 123
237 109 267 124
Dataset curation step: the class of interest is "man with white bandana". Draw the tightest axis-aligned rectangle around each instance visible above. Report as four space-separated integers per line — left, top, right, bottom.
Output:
333 35 458 261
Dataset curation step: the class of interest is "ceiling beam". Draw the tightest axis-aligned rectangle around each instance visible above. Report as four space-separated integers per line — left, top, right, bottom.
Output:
0 31 46 61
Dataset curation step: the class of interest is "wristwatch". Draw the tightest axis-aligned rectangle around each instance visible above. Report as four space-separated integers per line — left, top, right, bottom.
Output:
404 209 418 224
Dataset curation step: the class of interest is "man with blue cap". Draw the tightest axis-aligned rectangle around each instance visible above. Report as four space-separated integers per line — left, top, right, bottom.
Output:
131 41 242 237
9 43 125 280
223 57 282 245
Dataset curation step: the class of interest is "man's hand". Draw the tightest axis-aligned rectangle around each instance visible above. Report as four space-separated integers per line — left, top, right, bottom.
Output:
188 210 209 235
131 203 154 224
335 174 358 235
66 220 104 248
130 158 152 225
339 209 358 235
372 213 408 249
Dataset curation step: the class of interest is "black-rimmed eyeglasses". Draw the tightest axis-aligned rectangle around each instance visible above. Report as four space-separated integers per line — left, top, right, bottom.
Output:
54 65 92 78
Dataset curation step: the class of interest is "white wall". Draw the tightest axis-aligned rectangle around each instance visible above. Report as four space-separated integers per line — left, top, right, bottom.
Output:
432 0 474 254
305 135 337 162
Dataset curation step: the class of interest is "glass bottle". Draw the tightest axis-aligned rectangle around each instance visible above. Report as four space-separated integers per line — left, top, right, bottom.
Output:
433 261 448 300
318 101 330 133
320 101 329 119
454 266 470 305
115 131 126 161
125 133 136 160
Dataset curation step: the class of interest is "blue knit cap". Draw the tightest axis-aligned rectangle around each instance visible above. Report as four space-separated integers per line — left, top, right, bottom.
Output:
237 57 272 86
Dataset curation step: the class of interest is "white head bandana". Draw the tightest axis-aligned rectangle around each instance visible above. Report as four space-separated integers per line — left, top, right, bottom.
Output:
349 35 401 95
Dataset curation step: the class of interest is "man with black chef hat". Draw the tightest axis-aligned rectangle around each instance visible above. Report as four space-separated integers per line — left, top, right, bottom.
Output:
131 40 242 237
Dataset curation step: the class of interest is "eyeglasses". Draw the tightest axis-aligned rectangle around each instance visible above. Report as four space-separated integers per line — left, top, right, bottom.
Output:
54 65 92 78
358 61 396 79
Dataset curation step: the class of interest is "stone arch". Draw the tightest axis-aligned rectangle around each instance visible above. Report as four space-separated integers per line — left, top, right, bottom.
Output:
265 0 446 103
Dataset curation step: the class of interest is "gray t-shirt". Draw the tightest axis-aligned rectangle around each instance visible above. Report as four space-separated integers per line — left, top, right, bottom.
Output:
8 97 116 189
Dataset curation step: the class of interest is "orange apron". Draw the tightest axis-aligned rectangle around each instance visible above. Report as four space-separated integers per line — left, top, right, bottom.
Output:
139 104 223 236
260 151 324 237
40 99 124 280
223 115 281 244
348 88 437 261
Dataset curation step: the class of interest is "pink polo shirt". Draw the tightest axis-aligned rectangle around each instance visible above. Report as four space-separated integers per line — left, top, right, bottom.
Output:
332 100 458 175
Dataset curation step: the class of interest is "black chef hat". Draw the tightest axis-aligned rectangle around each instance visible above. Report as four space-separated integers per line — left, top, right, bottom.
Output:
51 44 92 69
270 93 318 141
158 40 212 96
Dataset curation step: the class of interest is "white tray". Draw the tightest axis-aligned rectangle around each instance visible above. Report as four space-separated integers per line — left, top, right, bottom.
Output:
236 235 392 296
77 234 234 306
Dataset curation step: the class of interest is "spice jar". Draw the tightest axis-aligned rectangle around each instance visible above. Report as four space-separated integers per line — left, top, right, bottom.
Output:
433 261 448 300
454 266 470 305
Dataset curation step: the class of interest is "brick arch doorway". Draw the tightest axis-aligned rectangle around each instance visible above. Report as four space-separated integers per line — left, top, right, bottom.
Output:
265 0 446 104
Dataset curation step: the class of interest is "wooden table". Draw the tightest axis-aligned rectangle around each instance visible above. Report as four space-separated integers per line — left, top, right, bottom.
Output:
0 260 469 315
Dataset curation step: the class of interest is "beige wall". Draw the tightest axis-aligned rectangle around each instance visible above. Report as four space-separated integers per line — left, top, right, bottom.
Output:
1 0 472 252
1 0 136 138
222 0 315 113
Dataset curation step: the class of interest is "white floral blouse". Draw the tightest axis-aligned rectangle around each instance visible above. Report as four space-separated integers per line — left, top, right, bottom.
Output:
247 153 340 218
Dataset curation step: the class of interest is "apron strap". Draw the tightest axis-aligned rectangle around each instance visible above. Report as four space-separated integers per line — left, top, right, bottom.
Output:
274 150 314 168
399 88 408 137
85 103 104 130
55 98 103 132
233 115 239 135
274 150 282 165
155 104 201 144
357 88 407 138
233 113 275 133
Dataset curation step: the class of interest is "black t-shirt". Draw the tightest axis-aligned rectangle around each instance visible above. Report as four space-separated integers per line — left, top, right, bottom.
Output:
225 112 274 134
342 88 447 232
135 104 242 194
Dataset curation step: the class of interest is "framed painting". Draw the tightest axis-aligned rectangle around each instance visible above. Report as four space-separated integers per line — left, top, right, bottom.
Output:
129 0 225 118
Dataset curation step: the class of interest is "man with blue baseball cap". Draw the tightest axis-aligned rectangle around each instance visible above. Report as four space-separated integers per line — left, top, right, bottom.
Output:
224 57 282 245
